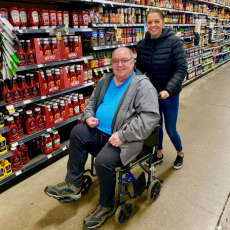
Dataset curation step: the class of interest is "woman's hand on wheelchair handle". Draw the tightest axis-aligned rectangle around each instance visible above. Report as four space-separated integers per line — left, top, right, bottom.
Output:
109 132 124 147
159 90 169 99
86 117 99 128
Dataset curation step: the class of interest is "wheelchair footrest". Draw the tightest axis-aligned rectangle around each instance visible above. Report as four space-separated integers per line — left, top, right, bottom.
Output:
134 172 146 197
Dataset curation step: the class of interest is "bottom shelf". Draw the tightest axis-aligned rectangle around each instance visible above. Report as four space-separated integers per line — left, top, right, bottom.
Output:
0 140 70 186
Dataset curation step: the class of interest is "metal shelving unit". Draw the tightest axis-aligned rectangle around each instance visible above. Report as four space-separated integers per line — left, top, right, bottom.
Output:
90 42 137 51
214 50 230 56
202 61 213 66
202 54 214 59
0 151 13 162
186 54 202 61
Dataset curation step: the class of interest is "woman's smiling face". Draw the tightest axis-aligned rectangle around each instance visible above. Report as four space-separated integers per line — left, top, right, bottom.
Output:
147 12 165 39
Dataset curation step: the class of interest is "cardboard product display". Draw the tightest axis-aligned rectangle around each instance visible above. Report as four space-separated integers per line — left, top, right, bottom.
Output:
59 65 84 89
61 36 83 60
34 71 61 96
31 38 62 64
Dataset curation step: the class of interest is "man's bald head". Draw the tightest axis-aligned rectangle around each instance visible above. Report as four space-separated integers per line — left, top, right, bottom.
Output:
112 47 134 59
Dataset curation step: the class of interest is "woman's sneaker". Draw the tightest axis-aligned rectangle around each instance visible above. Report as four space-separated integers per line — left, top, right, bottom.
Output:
83 204 116 229
144 153 164 167
44 181 82 200
173 154 184 170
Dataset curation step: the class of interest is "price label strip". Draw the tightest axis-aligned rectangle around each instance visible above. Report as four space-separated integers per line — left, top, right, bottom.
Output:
100 68 104 74
106 67 110 72
84 58 88 64
94 69 98 75
114 25 117 30
15 170 22 176
6 105 15 115
47 153 52 159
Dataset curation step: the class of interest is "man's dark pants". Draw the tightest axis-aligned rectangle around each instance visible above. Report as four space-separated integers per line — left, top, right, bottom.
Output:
65 123 122 208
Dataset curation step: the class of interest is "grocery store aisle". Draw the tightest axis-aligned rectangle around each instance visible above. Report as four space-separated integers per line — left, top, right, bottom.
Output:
1 62 230 230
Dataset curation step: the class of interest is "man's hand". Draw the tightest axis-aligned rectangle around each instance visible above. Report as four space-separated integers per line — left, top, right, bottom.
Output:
159 90 169 99
109 132 124 147
86 117 99 128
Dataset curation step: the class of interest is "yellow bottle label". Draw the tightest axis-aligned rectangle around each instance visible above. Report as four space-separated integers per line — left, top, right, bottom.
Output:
0 165 5 179
4 160 12 176
0 134 7 155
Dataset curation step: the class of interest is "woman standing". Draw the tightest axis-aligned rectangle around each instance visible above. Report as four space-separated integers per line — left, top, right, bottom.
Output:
136 9 187 170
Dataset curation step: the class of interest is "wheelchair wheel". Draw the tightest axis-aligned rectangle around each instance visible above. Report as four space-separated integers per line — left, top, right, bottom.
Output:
115 200 135 225
147 180 161 202
81 175 92 196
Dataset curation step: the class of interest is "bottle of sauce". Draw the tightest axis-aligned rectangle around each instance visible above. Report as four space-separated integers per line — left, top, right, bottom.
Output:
49 10 57 28
25 40 35 65
63 37 70 53
0 8 9 20
68 99 74 118
9 147 23 172
79 94 85 113
9 7 21 29
25 110 37 134
68 36 74 52
2 159 12 176
65 66 71 82
13 113 24 136
37 39 43 56
29 74 38 98
11 78 22 103
60 102 65 117
73 97 80 116
41 72 47 89
52 130 61 151
44 133 53 154
51 38 57 55
1 81 12 105
46 105 53 121
39 10 50 28
18 143 29 164
34 107 44 131
76 65 81 81
27 8 39 29
19 8 27 29
40 134 45 153
69 66 77 82
0 134 7 155
72 12 78 28
62 11 69 25
16 42 27 66
46 70 55 88
54 68 61 86
0 112 4 128
57 11 63 26
7 117 19 142
43 38 52 56
53 105 60 119
72 36 79 53
0 161 5 179
20 75 31 100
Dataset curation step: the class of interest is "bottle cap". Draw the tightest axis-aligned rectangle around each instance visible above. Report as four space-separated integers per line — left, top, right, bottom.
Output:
53 103 58 106
45 133 50 138
35 107 41 112
7 117 13 121
26 40 30 42
26 110 32 115
21 75 25 79
46 70 52 73
13 112 19 117
53 106 58 109
4 115 9 120
17 109 23 113
53 130 58 134
73 96 78 100
11 147 17 151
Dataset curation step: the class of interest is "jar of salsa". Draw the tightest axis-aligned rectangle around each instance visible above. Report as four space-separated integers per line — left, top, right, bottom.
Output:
53 106 60 119
13 113 24 136
46 70 55 88
79 94 85 113
68 99 74 117
43 38 52 56
44 133 53 154
7 117 19 142
18 143 29 164
52 130 61 151
34 107 44 131
73 97 80 116
20 75 31 100
9 147 23 172
54 68 61 86
60 103 65 117
25 110 37 134
69 66 77 82
51 38 57 54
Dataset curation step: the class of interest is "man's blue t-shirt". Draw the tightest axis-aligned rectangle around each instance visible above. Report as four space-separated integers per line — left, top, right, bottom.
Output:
95 72 134 135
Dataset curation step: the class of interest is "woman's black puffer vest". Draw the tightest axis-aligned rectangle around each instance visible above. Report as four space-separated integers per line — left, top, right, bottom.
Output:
136 27 187 97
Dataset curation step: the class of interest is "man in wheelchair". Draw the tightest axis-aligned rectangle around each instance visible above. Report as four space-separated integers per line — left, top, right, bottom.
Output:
44 47 160 229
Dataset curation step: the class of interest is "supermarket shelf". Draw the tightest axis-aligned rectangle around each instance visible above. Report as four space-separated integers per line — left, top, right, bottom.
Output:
93 65 112 73
92 23 144 27
185 45 203 51
9 115 80 146
0 140 70 186
219 19 230 21
203 43 230 51
210 39 224 43
202 61 213 66
0 151 13 161
187 63 202 71
202 54 214 59
225 33 230 35
186 54 202 61
69 28 93 32
0 126 9 135
214 51 230 56
8 82 94 109
197 0 230 9
180 36 194 40
214 58 230 68
16 56 93 72
207 16 219 19
90 42 137 51
223 25 230 27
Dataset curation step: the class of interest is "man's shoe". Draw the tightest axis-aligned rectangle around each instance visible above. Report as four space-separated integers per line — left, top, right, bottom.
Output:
44 181 81 200
83 204 116 229
144 153 164 167
173 154 184 170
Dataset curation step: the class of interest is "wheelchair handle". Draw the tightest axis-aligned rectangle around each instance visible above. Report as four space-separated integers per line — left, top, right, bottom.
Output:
158 93 161 98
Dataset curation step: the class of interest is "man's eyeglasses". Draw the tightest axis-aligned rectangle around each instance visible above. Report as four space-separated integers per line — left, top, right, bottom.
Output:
112 57 133 65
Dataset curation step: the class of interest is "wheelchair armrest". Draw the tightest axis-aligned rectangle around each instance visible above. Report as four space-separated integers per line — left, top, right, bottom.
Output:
143 125 161 147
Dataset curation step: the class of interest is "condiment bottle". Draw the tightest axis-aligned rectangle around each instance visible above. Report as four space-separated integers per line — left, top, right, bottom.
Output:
0 8 9 20
46 70 55 88
60 103 65 117
79 94 85 113
34 107 45 131
54 68 61 86
68 99 74 118
57 11 63 26
29 74 38 98
41 72 47 89
27 8 39 28
52 130 61 151
0 112 4 128
17 42 27 66
20 76 31 100
7 117 19 142
65 66 71 82
40 134 45 153
37 39 43 56
72 12 78 28
51 38 57 54
2 159 12 176
9 147 23 172
39 10 50 28
69 66 77 82
49 10 57 28
62 11 69 25
25 110 37 134
0 134 7 155
11 78 22 103
53 106 60 119
9 7 20 29
18 143 29 164
19 8 27 29
1 81 12 105
43 38 52 56
63 37 70 53
13 113 24 136
0 161 5 179
73 36 79 53
44 133 53 154
73 97 80 116
25 40 35 65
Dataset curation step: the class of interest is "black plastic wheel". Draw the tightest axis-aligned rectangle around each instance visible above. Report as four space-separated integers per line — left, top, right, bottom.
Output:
115 200 135 225
147 180 161 202
81 175 92 196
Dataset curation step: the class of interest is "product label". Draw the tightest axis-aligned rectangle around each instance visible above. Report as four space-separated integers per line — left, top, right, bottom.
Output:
48 81 54 88
21 151 27 162
68 108 73 117
29 121 36 132
11 128 18 140
71 76 77 82
0 140 6 153
80 103 85 113
17 123 24 135
54 138 60 149
38 117 44 128
20 11 27 23
73 14 78 25
44 83 48 89
13 90 21 100
22 88 30 98
32 11 39 23
57 13 62 24
52 48 57 55
46 142 53 152
74 105 80 114
65 47 70 53
31 86 38 96
0 168 4 178
5 165 11 174
13 156 21 168
45 49 52 56
27 53 35 64
42 12 49 25
54 113 60 119
5 93 12 103
61 110 65 117
56 79 60 86
11 10 20 23
50 13 56 24
0 10 8 19
18 54 26 64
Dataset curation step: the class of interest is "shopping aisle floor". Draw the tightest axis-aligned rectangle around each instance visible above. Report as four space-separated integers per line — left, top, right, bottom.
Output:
2 63 230 230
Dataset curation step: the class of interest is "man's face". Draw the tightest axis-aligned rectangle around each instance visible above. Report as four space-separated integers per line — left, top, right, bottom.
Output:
112 49 134 82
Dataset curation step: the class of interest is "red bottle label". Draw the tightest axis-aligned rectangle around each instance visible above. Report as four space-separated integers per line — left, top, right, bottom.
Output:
13 156 21 168
27 53 35 64
71 76 77 82
21 151 27 162
56 79 60 86
68 108 73 117
48 81 54 88
38 117 44 128
17 123 24 135
61 110 65 117
22 88 30 98
13 90 21 100
18 54 26 64
5 93 12 103
44 83 48 89
65 47 70 53
80 104 85 113
11 128 18 140
29 120 36 132
45 49 52 56
53 49 57 54
31 86 38 96
54 113 60 119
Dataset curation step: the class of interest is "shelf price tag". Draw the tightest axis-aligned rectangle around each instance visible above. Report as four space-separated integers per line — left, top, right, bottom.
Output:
41 96 47 99
11 142 18 147
37 64 43 68
15 170 22 176
47 153 52 159
84 58 88 63
6 105 15 115
114 25 117 30
100 68 104 74
94 69 98 75
110 3 114 7
62 146 67 151
106 67 110 72
47 128 52 132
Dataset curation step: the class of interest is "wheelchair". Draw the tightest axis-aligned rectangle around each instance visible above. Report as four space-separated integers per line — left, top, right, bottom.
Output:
56 125 163 225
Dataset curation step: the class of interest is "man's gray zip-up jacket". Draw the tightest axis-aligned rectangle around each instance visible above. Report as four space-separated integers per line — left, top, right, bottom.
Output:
81 70 160 166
